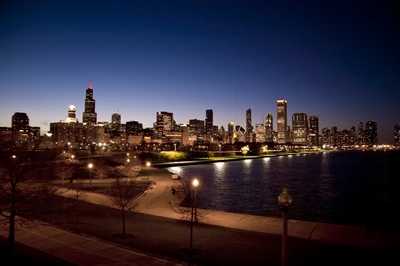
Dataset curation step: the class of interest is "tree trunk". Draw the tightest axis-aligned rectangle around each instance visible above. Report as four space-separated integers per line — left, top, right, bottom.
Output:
8 184 16 254
122 207 125 236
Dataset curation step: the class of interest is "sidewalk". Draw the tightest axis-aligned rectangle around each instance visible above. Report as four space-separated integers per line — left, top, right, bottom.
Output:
0 222 184 266
55 167 400 250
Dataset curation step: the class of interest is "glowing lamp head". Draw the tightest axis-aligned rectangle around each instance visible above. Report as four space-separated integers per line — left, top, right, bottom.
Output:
88 163 93 169
192 178 199 187
278 188 292 208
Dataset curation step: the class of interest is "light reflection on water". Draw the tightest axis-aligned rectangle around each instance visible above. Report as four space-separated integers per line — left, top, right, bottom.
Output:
166 151 400 228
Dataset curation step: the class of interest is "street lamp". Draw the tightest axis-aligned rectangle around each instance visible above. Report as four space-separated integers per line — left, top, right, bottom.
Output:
190 178 199 253
218 144 221 157
193 178 199 223
278 188 292 266
88 163 93 187
174 143 177 151
146 162 151 181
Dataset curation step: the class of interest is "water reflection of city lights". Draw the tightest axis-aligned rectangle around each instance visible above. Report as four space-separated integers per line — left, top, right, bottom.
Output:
263 157 270 161
244 159 252 164
288 155 292 157
214 162 225 168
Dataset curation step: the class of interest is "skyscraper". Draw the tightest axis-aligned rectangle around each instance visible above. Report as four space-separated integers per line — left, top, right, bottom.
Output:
246 109 252 143
111 112 121 131
308 116 319 146
265 112 273 142
365 121 378 146
82 81 97 124
277 99 287 144
155 111 173 139
292 113 308 145
357 122 364 145
395 124 400 146
205 109 213 135
228 122 234 144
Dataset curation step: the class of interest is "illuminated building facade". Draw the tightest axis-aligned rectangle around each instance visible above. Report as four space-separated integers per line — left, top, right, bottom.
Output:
246 109 252 143
111 112 121 131
364 121 378 146
321 127 330 146
126 120 141 136
277 99 288 144
12 112 29 133
82 81 97 124
189 119 205 140
265 112 273 142
357 122 364 145
227 122 234 144
155 111 173 139
205 109 213 135
395 124 400 146
255 123 266 143
308 116 319 146
292 113 308 145
66 105 77 123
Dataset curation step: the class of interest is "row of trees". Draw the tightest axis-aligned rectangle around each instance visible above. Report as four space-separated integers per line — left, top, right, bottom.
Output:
0 150 148 254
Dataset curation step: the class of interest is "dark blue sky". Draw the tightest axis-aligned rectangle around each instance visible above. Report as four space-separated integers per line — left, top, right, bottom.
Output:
1 0 399 143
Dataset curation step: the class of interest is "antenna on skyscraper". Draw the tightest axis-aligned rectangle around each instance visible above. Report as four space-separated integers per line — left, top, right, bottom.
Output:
88 80 92 89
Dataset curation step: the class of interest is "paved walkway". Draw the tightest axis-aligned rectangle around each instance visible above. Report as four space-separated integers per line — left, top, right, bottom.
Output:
54 167 400 249
2 166 400 265
0 221 184 265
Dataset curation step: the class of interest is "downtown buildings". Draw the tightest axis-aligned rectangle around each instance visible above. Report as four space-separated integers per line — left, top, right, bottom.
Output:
2 81 394 151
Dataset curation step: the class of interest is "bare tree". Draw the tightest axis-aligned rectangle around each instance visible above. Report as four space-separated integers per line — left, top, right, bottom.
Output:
54 165 75 186
69 181 85 224
93 158 110 180
0 150 61 254
107 177 139 237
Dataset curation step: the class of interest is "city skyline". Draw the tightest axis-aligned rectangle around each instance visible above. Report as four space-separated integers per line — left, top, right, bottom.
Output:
1 0 399 144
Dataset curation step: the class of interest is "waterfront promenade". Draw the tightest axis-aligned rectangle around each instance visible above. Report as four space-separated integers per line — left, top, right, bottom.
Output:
1 156 400 265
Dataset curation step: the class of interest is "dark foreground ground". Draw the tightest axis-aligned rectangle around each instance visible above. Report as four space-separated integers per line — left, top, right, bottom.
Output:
1 194 396 266
0 235 75 265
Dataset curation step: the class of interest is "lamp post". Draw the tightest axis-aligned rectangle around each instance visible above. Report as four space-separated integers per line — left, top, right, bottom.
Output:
88 163 93 187
190 178 199 253
218 144 221 157
174 143 177 151
278 188 292 266
146 162 151 181
127 159 131 177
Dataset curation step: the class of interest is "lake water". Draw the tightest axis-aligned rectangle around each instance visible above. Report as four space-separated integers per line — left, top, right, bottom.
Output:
167 150 400 230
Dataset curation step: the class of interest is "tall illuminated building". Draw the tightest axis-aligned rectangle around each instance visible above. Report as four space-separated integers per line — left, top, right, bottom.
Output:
394 124 400 146
292 113 308 145
205 109 213 135
308 116 319 146
357 122 364 145
265 112 273 142
227 122 234 144
155 111 173 139
111 112 121 131
246 109 252 143
82 81 97 124
364 121 378 146
276 99 288 144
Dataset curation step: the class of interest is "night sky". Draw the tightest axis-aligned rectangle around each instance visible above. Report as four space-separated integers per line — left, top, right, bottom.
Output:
1 0 399 144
